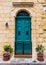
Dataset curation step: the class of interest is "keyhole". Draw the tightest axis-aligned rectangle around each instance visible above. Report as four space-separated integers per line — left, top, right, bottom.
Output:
26 31 28 35
18 31 21 35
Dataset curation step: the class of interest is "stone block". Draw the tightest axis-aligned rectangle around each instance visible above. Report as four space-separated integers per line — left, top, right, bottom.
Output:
37 29 43 34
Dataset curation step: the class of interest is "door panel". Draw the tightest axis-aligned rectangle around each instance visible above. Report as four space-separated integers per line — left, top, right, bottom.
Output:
15 16 32 55
16 18 23 41
24 42 32 52
16 42 23 52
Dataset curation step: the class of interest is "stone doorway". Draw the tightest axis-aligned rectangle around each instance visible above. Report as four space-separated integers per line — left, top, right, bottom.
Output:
15 10 32 58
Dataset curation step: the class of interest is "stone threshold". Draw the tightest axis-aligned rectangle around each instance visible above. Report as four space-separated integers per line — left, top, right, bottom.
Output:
0 58 46 64
14 55 32 58
0 58 32 63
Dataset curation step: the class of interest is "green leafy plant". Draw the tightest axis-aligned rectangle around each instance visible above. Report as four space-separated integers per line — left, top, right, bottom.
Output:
36 45 45 54
4 45 13 53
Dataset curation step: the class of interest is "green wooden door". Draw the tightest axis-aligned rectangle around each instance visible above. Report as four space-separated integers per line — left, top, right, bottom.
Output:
15 11 32 55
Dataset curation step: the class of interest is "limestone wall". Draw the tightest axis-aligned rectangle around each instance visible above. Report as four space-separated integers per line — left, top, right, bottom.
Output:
0 0 46 59
0 0 46 2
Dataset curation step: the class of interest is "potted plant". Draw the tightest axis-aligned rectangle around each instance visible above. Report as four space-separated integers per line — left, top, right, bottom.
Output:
36 45 45 61
3 45 13 61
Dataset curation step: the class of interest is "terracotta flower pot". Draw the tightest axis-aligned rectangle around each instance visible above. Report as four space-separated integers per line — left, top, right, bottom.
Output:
3 52 10 61
37 53 44 61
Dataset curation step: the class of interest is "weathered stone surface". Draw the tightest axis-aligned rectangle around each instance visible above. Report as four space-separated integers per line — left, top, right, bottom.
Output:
0 0 46 59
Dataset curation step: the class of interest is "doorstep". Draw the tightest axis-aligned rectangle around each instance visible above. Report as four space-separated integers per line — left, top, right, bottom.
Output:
0 58 33 63
0 58 46 64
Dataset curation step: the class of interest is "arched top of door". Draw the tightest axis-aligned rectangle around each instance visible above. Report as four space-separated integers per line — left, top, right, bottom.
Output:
16 9 30 16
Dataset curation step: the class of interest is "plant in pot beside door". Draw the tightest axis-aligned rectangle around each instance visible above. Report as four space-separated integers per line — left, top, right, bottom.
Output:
36 45 45 61
3 45 13 61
